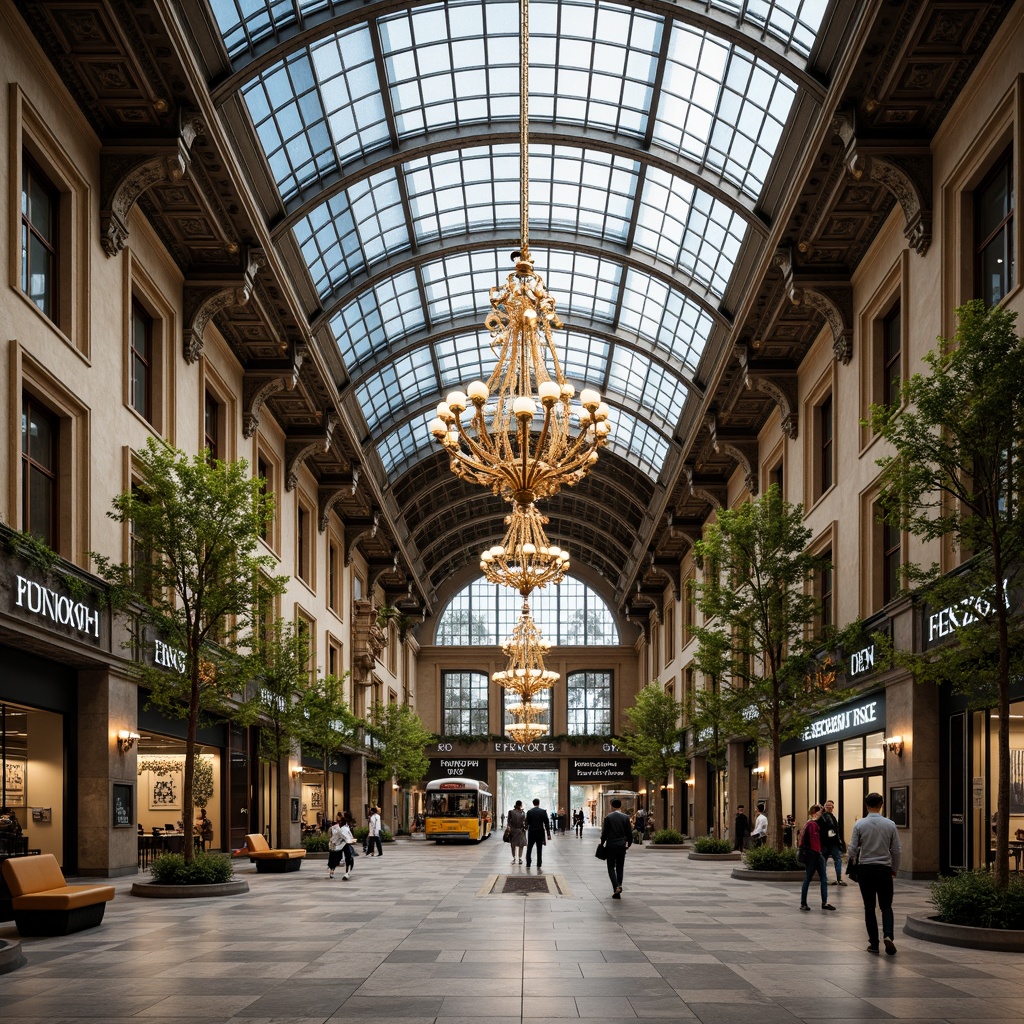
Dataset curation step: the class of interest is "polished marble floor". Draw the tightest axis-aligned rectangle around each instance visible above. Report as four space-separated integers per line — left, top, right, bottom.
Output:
1 830 1021 1023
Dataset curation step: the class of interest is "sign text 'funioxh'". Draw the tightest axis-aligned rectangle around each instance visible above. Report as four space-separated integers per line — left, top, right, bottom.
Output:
15 574 100 638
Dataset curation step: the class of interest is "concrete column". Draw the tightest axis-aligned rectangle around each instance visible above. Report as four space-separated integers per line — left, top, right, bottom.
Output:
691 754 708 837
726 739 748 844
78 668 137 877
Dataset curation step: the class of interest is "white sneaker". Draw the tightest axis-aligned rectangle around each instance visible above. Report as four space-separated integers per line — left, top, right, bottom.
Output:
342 873 350 881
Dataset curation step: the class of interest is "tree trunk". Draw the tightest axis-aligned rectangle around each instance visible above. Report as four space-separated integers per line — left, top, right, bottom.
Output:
995 592 1011 888
183 675 199 865
769 696 782 852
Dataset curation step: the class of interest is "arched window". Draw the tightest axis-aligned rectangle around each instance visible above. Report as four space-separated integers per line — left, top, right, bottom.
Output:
441 670 488 735
437 576 618 646
567 671 612 735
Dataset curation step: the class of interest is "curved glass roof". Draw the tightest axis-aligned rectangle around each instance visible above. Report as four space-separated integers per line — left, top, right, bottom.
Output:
211 0 830 555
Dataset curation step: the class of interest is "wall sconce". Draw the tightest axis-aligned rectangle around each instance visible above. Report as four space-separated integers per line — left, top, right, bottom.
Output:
751 766 767 776
685 778 695 787
292 767 306 777
117 730 140 753
884 735 904 757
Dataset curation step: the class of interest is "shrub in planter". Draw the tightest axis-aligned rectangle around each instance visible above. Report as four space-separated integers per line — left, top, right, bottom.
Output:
651 829 686 845
302 832 330 852
151 851 234 885
930 869 1024 930
743 844 800 871
692 836 733 854
353 825 395 844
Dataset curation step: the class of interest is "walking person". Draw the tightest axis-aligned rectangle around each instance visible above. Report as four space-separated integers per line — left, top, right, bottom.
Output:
366 805 383 857
819 798 846 884
798 804 835 912
524 798 551 869
507 800 527 864
340 811 357 879
733 804 750 851
599 797 633 898
751 803 768 847
575 809 584 837
847 791 901 955
327 813 346 879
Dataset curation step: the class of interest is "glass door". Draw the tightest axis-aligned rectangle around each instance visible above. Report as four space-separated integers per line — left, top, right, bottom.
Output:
228 724 252 851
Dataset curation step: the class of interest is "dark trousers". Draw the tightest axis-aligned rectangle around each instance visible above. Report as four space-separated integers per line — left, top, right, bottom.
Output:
526 832 546 866
343 845 354 871
366 834 382 856
857 864 895 946
605 845 626 890
800 853 828 906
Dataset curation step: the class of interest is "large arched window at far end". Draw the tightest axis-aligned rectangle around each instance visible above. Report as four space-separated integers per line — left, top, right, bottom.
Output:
437 576 619 646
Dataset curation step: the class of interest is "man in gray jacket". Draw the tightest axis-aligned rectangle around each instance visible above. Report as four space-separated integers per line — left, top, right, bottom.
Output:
847 791 902 955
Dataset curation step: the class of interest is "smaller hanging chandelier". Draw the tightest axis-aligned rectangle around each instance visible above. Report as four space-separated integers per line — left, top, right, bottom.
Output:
492 600 558 743
507 717 548 745
480 503 570 596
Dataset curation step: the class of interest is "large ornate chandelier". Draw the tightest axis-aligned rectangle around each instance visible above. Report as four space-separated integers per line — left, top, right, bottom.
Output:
480 503 570 596
428 0 610 508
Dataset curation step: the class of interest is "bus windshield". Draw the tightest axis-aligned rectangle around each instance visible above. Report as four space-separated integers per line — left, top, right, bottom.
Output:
428 791 479 817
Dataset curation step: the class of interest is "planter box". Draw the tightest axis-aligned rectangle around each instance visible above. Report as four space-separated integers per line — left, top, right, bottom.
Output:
731 867 805 881
644 844 691 850
688 851 743 861
903 913 1024 952
0 939 26 975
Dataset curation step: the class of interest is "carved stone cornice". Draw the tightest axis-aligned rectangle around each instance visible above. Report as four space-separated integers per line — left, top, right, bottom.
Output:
241 343 307 438
183 249 265 364
648 554 680 601
351 599 386 686
284 410 337 491
832 110 933 256
774 247 853 364
745 369 799 439
99 111 203 257
317 464 360 531
682 465 728 510
345 513 380 566
696 414 759 494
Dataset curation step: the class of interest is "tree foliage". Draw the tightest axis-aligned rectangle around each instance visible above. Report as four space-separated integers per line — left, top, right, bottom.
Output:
93 437 284 862
297 673 359 822
870 300 1024 887
691 485 850 850
613 683 688 795
366 702 434 787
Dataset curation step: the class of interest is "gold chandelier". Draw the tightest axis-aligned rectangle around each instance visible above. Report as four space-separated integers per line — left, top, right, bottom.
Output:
492 599 558 741
480 503 570 596
428 0 610 507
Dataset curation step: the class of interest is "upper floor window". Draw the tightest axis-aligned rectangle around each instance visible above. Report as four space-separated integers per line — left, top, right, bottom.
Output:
567 670 612 735
437 576 619 646
204 391 220 463
21 158 58 320
975 150 1014 306
882 303 901 409
819 394 833 494
297 502 311 583
819 550 833 628
21 395 57 546
130 301 153 421
441 670 489 735
882 520 901 606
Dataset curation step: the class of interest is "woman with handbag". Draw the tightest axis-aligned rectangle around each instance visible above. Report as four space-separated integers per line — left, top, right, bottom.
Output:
506 800 527 864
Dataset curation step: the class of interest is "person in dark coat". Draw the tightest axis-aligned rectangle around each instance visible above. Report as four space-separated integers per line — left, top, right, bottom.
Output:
733 805 750 851
524 798 551 869
599 797 633 898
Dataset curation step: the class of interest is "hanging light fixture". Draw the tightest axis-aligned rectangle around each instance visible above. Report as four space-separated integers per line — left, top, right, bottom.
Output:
492 599 558 742
479 503 570 596
428 0 610 507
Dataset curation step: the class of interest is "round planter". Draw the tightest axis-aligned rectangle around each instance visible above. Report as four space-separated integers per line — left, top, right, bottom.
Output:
131 879 249 899
731 867 805 881
644 843 691 851
0 938 26 975
688 851 743 861
903 913 1024 952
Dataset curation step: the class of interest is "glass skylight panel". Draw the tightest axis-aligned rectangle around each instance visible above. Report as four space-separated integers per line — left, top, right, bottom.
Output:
356 348 437 432
607 409 670 476
241 24 388 201
377 411 434 477
538 247 622 324
329 269 424 373
609 348 687 431
293 169 408 300
211 1 330 60
379 1 519 138
634 169 747 297
528 0 662 138
618 269 713 370
558 330 610 387
708 0 828 59
653 23 796 199
435 331 496 389
421 250 509 324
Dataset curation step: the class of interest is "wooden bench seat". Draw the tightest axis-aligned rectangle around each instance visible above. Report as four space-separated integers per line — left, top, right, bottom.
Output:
244 833 306 872
1 854 114 936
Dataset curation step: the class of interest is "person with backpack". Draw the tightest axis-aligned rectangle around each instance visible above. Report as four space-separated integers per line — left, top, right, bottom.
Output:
798 804 835 912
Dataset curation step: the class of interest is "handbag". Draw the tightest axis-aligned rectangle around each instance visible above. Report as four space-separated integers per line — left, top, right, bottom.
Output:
502 826 512 843
845 849 860 883
595 843 608 861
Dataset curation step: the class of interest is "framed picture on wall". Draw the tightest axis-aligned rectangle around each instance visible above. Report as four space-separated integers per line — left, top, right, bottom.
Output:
1010 749 1024 814
4 760 25 797
889 785 909 828
148 772 181 811
291 798 300 823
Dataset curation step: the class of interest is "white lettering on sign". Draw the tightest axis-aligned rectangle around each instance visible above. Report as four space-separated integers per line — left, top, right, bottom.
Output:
849 644 875 676
15 575 99 638
154 638 186 673
437 758 480 776
928 581 1010 644
802 701 878 741
437 743 453 752
492 742 557 753
574 760 627 778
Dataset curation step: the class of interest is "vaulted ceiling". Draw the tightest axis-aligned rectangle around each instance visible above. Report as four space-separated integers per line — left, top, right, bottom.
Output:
15 0 1012 619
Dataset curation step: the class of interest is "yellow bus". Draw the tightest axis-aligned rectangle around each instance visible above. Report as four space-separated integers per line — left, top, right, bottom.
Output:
424 777 493 843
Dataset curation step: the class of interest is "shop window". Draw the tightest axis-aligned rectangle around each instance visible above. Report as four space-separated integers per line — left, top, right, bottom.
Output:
975 149 1014 306
130 300 153 422
21 394 58 547
567 670 612 735
21 157 58 321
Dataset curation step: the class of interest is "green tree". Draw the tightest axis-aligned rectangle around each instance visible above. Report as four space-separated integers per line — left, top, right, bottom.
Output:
613 683 689 824
366 702 435 791
93 436 283 862
297 673 359 823
243 617 311 846
870 300 1024 888
691 485 846 851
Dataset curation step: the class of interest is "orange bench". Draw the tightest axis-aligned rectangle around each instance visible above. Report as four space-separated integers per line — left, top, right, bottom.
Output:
244 833 306 872
1 854 114 936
